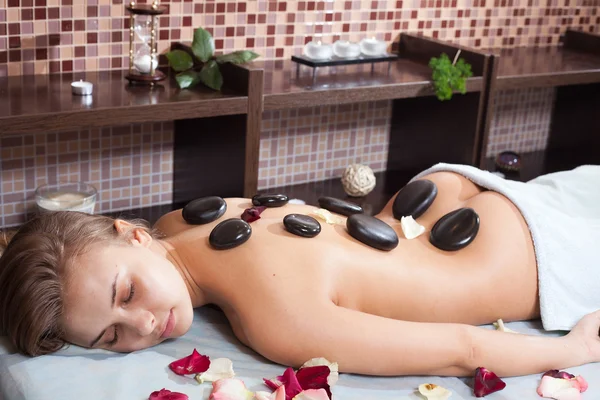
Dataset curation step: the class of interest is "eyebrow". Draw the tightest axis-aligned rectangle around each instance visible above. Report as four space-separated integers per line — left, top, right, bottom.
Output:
89 272 119 348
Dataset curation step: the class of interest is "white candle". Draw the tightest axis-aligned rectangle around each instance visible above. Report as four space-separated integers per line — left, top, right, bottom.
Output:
359 37 388 56
71 80 93 96
37 191 96 213
333 40 361 58
134 54 158 74
303 40 333 60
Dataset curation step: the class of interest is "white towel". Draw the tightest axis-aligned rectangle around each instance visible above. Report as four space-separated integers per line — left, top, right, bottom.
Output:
411 163 600 331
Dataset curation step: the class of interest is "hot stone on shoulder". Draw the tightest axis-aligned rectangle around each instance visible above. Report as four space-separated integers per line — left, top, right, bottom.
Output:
346 214 399 251
283 214 321 238
182 196 227 225
392 180 438 220
318 196 363 217
252 193 289 208
209 218 252 250
429 208 480 251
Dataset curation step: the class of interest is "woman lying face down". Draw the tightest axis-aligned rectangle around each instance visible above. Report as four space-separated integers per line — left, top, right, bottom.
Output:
1 170 600 379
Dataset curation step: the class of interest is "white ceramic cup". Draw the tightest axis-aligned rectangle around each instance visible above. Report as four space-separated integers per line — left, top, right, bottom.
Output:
71 80 93 96
333 40 361 58
303 41 334 60
359 37 388 56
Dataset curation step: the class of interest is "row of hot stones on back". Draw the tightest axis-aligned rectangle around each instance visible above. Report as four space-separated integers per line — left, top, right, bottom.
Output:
182 180 480 252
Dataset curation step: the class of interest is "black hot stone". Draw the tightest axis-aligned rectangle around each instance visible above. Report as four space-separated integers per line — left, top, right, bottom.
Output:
429 208 480 251
346 214 399 251
392 179 438 220
283 214 321 238
182 196 227 225
209 218 252 250
252 193 289 208
317 196 363 216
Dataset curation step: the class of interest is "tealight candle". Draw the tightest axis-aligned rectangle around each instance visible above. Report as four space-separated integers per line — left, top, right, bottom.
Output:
333 40 361 58
71 79 93 96
35 182 98 214
303 40 334 61
359 37 388 56
134 54 158 74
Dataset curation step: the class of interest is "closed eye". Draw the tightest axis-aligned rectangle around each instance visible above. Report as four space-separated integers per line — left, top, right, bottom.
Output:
124 282 135 305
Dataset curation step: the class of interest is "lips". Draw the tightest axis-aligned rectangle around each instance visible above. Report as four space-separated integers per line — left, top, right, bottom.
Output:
161 309 175 339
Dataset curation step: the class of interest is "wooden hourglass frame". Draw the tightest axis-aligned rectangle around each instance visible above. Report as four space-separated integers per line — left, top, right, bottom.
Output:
125 1 167 85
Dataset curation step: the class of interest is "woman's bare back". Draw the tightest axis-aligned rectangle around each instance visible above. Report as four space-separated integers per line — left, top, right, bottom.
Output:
155 171 539 342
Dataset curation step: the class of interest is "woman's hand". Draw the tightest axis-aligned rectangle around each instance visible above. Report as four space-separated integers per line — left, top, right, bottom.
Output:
566 310 600 365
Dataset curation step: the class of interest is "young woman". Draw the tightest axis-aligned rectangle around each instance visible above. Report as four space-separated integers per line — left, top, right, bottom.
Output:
1 163 599 378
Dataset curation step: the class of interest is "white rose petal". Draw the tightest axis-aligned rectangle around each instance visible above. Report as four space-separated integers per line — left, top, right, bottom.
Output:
311 209 345 225
301 357 339 386
537 376 583 400
418 383 452 400
195 358 235 384
401 216 425 239
209 378 253 400
254 386 285 400
492 319 520 334
292 389 330 400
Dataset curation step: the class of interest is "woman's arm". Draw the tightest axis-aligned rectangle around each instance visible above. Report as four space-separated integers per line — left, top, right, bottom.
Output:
246 302 597 377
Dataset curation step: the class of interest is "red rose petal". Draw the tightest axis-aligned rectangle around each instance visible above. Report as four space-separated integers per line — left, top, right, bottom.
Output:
543 370 576 380
264 367 303 400
474 367 506 397
168 349 210 376
241 206 266 223
296 366 332 399
149 388 189 400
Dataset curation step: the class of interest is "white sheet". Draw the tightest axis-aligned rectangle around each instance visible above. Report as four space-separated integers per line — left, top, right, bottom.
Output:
412 163 600 331
1 307 599 400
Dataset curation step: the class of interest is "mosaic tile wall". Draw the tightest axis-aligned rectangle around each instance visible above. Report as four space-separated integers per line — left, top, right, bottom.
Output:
486 87 555 156
0 0 598 76
0 122 173 227
258 100 391 189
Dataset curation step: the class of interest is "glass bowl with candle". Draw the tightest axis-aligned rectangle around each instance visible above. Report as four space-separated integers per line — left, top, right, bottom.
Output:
35 182 98 214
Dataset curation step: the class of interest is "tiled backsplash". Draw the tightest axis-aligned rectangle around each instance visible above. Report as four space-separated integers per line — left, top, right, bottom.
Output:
0 122 173 227
1 0 598 76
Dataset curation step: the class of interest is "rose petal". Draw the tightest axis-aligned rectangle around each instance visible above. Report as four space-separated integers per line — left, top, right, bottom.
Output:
492 319 519 334
400 216 425 239
300 358 339 387
296 366 332 399
264 368 303 400
537 376 583 400
543 370 575 380
255 386 286 400
195 358 235 384
417 383 452 400
169 349 211 376
292 389 330 400
474 367 506 397
241 206 266 223
149 388 189 400
209 378 254 400
310 209 345 225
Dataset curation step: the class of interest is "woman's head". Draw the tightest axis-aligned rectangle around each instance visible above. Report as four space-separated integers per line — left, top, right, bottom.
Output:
0 212 194 356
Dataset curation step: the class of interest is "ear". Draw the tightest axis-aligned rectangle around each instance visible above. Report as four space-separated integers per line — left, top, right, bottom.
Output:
113 220 152 248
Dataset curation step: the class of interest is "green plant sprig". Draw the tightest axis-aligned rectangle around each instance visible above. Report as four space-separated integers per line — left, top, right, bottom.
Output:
165 27 260 91
428 51 473 101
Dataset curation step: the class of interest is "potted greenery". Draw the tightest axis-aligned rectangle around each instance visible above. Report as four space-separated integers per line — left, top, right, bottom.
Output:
165 27 259 90
429 50 473 101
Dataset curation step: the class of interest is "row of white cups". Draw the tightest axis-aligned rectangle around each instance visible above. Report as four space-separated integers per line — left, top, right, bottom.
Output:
303 38 388 60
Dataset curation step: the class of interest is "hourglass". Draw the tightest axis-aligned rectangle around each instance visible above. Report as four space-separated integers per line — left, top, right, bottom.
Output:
125 1 166 84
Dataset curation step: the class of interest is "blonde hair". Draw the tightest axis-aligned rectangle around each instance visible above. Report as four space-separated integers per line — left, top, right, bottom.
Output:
0 211 160 356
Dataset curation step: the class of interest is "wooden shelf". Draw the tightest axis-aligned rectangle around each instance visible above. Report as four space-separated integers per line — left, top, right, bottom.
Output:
492 30 600 90
0 69 249 136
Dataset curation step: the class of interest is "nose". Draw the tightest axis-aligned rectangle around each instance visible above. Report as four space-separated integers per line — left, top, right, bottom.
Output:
129 308 156 337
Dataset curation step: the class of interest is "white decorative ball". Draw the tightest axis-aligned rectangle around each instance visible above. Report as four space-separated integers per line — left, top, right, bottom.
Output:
341 164 376 197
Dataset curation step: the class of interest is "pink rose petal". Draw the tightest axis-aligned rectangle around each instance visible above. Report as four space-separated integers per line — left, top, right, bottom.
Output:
537 376 583 400
169 349 211 376
241 206 266 223
209 378 254 400
473 367 506 397
292 389 331 400
149 388 189 400
296 366 332 399
541 370 588 393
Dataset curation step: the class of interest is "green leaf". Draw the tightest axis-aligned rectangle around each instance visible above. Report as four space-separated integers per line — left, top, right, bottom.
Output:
175 70 202 89
165 50 194 72
192 27 215 62
216 50 260 65
199 60 223 91
429 53 472 101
